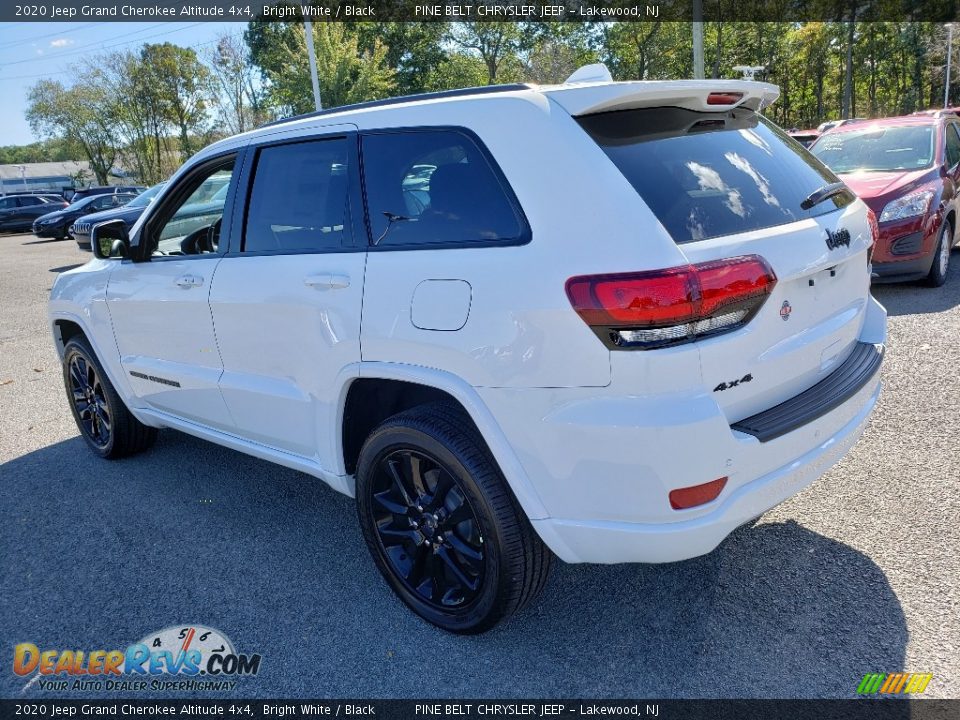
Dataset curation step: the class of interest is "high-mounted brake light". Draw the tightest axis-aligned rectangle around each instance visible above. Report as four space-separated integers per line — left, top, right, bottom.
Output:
669 477 728 510
707 92 744 106
566 255 777 350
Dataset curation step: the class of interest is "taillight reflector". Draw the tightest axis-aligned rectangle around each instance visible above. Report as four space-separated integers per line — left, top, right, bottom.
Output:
707 92 744 105
566 255 777 349
669 477 728 510
866 207 879 265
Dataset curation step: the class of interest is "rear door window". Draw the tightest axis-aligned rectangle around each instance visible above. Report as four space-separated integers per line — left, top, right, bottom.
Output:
244 138 350 254
361 129 526 247
577 107 851 244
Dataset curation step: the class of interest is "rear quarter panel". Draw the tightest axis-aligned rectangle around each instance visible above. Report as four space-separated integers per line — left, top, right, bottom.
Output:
357 93 690 389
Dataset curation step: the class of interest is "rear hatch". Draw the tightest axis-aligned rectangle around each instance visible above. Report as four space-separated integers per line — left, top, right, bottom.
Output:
560 85 873 423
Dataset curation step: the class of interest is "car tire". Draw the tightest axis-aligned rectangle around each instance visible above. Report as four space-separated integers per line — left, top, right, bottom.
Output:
62 336 157 459
355 402 552 634
926 219 952 287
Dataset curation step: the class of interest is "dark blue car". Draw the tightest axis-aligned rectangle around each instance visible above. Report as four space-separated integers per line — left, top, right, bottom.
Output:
33 193 137 240
70 182 166 249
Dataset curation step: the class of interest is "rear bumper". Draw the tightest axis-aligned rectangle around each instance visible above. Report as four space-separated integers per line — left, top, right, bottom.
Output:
479 296 886 564
871 254 935 283
33 223 65 238
531 377 880 563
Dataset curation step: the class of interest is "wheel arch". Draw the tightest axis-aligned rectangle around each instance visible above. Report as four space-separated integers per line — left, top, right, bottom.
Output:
52 317 88 360
339 364 548 521
50 311 147 422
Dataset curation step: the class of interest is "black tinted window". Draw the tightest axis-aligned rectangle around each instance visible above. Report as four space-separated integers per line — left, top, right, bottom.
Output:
244 139 349 253
362 130 524 247
947 124 960 167
18 196 41 206
578 108 850 244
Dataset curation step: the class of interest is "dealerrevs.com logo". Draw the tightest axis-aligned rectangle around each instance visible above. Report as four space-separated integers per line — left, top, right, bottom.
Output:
13 625 262 692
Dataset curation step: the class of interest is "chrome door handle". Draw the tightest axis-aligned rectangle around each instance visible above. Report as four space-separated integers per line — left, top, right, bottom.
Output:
175 274 203 288
304 274 350 290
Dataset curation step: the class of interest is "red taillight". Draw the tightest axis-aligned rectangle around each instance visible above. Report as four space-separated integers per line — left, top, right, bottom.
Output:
566 255 777 349
865 207 879 265
669 477 728 510
707 92 744 105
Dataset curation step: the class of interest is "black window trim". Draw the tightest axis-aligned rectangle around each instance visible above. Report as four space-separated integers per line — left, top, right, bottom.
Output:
358 125 532 252
227 131 365 258
132 149 243 264
945 121 960 171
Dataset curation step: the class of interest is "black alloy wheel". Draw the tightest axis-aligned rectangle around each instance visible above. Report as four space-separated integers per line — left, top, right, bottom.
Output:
356 402 552 634
370 448 486 609
62 337 157 458
67 352 112 448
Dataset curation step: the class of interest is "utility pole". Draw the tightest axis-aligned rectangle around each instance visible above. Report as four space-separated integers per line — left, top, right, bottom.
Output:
304 19 322 112
946 24 954 108
692 0 705 79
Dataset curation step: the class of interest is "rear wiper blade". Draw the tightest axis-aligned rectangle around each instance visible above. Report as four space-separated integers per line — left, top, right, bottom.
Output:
800 182 851 210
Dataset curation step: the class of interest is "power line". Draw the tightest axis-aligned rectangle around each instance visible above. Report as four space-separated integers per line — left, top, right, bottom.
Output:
0 23 105 50
0 22 205 69
0 35 222 82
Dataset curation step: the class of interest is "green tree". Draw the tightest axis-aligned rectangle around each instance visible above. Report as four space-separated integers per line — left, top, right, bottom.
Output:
447 22 528 84
207 31 271 135
246 21 394 115
356 23 447 96
139 43 213 160
25 78 119 184
522 23 600 84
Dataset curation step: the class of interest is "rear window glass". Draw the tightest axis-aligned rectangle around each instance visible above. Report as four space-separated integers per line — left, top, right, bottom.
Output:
811 124 935 173
361 129 525 247
577 107 850 244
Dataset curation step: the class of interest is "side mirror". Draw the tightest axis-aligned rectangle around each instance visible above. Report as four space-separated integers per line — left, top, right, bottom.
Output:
91 219 129 259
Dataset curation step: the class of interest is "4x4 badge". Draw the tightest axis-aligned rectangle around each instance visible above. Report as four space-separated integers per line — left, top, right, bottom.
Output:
780 300 792 321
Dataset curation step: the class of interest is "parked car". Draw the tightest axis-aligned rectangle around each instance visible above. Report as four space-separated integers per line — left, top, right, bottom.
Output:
71 182 167 250
0 194 68 233
817 118 867 134
787 128 820 147
66 185 146 202
50 69 886 633
32 193 137 240
810 114 959 285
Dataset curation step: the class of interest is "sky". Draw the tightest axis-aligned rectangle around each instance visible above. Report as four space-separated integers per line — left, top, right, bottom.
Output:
0 21 246 147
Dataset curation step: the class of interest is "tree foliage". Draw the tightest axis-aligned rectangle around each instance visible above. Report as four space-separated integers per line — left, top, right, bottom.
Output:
25 79 120 185
18 21 960 178
207 32 270 135
245 21 394 115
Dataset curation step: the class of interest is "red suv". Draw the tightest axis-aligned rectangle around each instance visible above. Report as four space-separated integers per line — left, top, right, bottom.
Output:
810 115 959 286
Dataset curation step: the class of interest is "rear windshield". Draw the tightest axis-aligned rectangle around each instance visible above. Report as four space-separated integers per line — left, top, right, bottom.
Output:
577 107 851 244
810 125 934 173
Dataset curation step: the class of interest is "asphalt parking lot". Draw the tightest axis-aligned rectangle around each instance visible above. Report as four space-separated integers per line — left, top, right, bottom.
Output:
1 231 958 700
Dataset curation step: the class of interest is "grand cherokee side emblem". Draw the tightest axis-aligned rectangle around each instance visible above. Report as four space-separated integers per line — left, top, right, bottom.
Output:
825 227 851 250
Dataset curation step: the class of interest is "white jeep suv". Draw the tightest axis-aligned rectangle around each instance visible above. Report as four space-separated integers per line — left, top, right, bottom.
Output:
49 69 886 633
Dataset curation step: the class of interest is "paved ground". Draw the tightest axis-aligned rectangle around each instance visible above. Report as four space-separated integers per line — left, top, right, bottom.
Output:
0 232 957 699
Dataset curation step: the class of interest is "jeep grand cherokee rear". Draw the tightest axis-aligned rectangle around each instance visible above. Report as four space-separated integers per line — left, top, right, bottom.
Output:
50 75 885 633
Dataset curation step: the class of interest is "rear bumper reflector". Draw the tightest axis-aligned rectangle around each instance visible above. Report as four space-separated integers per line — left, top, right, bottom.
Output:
731 341 883 443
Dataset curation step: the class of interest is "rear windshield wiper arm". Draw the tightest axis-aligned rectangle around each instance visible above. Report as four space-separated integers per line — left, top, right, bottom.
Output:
800 182 851 210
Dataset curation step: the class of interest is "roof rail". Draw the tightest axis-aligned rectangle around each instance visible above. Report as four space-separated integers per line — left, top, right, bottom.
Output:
260 83 534 129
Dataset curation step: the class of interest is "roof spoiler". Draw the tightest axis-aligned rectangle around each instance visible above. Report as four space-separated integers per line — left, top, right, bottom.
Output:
544 77 780 117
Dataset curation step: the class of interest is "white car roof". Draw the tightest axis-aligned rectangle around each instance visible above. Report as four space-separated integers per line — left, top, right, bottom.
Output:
196 65 780 160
